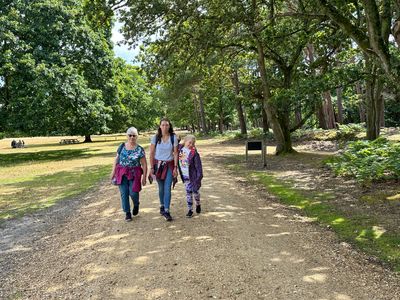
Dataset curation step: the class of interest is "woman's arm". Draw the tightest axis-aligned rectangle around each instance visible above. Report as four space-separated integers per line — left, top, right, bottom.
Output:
149 143 156 176
172 145 178 177
140 156 147 186
110 155 119 180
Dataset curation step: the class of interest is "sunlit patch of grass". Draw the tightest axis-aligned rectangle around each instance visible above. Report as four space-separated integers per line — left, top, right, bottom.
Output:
223 154 400 272
252 172 400 272
387 193 400 201
0 135 150 223
361 191 400 204
0 165 111 222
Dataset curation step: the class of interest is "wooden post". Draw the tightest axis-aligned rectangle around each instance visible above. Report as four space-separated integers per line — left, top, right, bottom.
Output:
245 141 249 161
262 140 266 167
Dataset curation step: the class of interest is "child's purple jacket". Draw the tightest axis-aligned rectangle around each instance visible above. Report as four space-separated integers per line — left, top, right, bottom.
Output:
177 144 203 191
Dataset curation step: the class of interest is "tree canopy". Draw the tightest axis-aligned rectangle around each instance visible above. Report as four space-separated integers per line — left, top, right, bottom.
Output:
1 0 399 150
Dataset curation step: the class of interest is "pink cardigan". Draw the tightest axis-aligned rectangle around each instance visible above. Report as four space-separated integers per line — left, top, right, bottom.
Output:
114 164 143 192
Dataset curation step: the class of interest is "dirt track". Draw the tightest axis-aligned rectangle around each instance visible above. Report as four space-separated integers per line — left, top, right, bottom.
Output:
1 140 399 299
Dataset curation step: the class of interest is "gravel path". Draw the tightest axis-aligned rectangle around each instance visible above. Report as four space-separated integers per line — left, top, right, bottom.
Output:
1 141 399 299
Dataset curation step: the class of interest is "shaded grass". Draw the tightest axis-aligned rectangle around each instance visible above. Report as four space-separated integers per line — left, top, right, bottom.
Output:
0 148 98 167
225 156 400 272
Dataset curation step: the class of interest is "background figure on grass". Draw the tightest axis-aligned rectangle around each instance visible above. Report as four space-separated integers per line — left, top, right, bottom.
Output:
111 127 147 222
149 118 178 221
177 135 203 218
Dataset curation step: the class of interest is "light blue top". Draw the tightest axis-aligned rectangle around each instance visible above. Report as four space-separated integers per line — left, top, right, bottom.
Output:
151 134 178 161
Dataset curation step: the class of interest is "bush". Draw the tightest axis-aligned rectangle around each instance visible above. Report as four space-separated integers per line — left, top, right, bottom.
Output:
291 124 365 142
336 123 364 141
0 132 5 139
247 128 275 141
325 137 400 184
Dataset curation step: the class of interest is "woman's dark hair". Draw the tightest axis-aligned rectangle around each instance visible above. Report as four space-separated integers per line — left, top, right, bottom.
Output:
156 117 174 144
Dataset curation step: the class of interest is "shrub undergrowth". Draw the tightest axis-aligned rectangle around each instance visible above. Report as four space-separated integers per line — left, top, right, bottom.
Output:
326 137 400 184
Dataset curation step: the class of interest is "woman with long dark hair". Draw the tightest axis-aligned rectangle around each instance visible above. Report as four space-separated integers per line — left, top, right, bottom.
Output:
149 118 178 221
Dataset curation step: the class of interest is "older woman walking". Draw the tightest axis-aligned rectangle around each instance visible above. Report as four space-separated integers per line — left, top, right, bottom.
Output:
149 118 178 221
111 127 147 221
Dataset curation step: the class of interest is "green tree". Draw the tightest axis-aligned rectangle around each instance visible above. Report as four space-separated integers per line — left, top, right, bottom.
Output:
317 0 400 139
120 0 329 154
0 0 117 140
111 58 160 132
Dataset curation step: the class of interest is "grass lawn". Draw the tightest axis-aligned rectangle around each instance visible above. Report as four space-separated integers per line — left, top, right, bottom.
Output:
223 152 400 272
0 134 150 223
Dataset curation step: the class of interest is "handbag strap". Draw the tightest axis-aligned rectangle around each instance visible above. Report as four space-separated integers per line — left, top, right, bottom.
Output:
117 143 124 155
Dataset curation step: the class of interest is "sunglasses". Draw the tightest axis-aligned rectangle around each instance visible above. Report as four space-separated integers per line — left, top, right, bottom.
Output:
128 134 137 137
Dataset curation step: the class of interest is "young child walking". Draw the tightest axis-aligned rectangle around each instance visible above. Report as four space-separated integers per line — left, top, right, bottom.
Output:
178 135 203 218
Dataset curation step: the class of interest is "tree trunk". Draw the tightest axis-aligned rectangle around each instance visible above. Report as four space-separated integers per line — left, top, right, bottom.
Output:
362 0 391 74
84 135 92 143
1 75 10 131
317 102 327 129
317 91 336 129
278 113 293 154
356 82 366 122
318 103 328 129
193 95 201 133
307 44 328 129
218 114 224 134
336 87 344 124
365 60 384 140
393 18 400 48
231 69 247 135
295 107 302 127
255 39 293 154
323 91 336 129
198 91 207 134
261 97 269 133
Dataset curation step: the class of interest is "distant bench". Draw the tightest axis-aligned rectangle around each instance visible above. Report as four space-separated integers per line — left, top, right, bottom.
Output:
59 139 80 144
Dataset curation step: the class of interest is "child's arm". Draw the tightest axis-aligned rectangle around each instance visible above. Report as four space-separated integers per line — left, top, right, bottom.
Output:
194 151 203 181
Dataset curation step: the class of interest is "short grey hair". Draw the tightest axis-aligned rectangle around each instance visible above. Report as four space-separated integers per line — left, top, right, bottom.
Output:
126 127 138 136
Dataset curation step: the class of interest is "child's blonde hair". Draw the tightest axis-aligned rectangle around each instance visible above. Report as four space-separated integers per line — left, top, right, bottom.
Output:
184 134 196 144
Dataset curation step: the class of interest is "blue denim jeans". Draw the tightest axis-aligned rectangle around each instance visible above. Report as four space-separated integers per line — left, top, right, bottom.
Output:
156 167 173 211
118 176 139 213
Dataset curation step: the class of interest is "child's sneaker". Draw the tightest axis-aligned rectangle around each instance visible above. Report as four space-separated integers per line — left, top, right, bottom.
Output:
186 210 193 218
196 205 201 214
125 212 132 222
163 211 173 221
160 206 165 215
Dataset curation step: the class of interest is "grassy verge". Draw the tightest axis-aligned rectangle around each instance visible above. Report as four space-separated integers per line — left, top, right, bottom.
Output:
225 156 400 272
0 135 150 224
